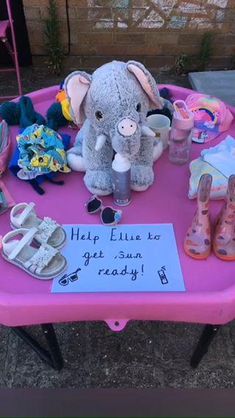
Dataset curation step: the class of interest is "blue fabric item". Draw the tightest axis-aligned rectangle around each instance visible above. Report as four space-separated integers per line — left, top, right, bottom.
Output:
0 96 45 128
19 96 46 128
17 124 70 178
46 102 68 131
0 102 20 125
159 87 172 102
0 95 68 131
147 88 174 122
9 132 71 194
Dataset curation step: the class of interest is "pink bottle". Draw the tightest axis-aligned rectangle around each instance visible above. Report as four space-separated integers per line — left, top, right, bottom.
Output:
169 100 194 165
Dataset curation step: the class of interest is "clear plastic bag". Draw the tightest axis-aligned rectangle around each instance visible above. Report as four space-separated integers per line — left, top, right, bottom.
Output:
0 120 11 174
0 120 15 214
0 179 15 215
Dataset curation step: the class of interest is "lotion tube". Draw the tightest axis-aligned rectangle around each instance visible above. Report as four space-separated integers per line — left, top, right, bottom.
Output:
112 153 131 206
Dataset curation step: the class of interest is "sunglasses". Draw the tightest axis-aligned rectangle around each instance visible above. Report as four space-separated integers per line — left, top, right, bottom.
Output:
59 268 81 286
85 195 122 226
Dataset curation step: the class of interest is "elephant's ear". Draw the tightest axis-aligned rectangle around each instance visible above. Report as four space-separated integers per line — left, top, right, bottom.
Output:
127 61 163 109
64 71 92 125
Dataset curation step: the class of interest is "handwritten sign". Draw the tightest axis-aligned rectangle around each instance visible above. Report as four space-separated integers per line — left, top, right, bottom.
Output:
51 224 185 293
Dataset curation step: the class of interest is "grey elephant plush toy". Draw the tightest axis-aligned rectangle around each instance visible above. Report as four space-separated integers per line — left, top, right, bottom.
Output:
65 60 163 195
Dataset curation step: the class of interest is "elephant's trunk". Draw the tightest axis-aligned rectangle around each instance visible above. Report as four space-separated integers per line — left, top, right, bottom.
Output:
111 117 142 157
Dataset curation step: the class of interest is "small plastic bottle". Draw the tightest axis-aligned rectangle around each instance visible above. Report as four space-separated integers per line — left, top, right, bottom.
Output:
112 153 131 206
169 100 194 165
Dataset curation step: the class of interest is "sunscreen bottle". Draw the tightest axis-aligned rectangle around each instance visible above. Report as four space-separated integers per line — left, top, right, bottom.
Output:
112 153 131 206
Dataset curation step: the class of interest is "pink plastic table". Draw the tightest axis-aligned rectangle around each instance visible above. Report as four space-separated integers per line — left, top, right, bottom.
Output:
0 84 235 369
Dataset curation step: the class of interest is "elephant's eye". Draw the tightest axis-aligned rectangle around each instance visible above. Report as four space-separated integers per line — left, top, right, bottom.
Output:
136 103 141 112
95 110 103 121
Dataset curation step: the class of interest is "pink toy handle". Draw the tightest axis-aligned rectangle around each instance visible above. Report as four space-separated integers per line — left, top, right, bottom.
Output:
105 319 129 331
173 100 191 120
172 100 194 131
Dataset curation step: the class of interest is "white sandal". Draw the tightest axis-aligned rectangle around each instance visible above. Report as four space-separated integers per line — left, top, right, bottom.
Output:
10 202 66 250
1 228 67 280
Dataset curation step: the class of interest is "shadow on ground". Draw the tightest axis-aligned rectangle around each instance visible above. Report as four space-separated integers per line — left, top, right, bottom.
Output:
1 321 235 389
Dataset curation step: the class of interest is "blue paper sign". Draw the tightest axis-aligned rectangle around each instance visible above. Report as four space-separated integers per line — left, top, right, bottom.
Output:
51 224 185 293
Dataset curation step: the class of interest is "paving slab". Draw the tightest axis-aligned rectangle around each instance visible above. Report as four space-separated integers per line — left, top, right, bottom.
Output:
188 70 235 106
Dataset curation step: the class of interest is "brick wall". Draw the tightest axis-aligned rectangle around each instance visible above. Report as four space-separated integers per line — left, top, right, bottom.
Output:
22 0 235 72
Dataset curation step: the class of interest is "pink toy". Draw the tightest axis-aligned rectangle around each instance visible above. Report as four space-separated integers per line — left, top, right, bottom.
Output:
169 100 194 164
0 85 235 333
185 93 234 144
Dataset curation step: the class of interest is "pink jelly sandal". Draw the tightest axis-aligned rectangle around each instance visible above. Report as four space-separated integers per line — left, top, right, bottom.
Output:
10 202 66 250
213 174 235 261
184 173 212 260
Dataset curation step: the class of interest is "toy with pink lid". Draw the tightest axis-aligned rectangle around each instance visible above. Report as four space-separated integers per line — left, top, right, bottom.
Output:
169 99 194 165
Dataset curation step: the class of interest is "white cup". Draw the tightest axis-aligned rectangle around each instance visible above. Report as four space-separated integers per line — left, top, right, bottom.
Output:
146 114 171 150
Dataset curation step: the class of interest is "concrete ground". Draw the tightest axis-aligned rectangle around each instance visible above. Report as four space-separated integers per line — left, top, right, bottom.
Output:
189 70 235 106
0 66 235 389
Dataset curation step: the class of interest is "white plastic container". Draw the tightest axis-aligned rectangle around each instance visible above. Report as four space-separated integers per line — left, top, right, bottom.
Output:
146 114 171 150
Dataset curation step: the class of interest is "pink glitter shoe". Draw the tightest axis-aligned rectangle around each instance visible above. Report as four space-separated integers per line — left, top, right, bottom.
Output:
184 173 212 260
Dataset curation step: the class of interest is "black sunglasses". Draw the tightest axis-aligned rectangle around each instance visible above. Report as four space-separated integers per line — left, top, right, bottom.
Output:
85 195 122 226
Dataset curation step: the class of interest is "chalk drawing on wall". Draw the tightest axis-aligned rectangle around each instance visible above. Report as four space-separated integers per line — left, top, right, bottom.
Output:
87 0 229 30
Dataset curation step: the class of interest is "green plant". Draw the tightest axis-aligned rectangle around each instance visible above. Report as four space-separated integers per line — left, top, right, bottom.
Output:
44 0 64 75
174 54 192 75
198 32 214 70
